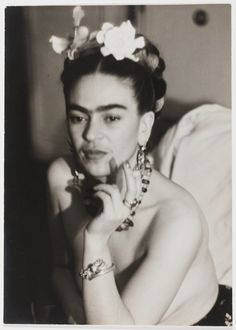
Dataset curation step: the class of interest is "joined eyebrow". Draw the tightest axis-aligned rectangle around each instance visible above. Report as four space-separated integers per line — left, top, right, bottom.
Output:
68 103 127 114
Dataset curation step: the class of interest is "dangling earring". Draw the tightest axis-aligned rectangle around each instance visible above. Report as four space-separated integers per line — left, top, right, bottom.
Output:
134 144 147 172
135 143 152 198
66 132 84 187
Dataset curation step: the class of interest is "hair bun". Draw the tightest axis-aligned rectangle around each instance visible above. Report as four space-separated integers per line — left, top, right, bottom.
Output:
136 37 166 103
150 56 166 101
153 77 167 100
153 57 165 77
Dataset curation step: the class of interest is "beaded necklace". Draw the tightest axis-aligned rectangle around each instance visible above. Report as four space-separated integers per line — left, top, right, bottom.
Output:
72 157 152 232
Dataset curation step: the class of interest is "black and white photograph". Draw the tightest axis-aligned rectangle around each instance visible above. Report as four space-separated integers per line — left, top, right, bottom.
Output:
4 1 233 327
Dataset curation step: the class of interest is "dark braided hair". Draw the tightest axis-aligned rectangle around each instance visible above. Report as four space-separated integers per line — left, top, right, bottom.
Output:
61 34 167 119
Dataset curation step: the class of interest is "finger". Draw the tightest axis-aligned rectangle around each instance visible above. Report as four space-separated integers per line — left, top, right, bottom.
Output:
122 162 137 203
93 184 124 215
93 191 114 219
107 157 118 184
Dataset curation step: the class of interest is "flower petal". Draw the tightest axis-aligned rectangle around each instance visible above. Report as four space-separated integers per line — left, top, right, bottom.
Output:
73 6 85 27
100 46 111 56
96 19 145 62
67 48 78 60
77 26 89 39
123 20 135 38
73 37 87 48
89 30 98 40
49 35 70 54
101 22 114 32
135 36 145 49
113 52 125 61
126 54 139 62
96 31 104 44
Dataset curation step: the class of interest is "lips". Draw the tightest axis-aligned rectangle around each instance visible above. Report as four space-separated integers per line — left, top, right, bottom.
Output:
82 149 108 160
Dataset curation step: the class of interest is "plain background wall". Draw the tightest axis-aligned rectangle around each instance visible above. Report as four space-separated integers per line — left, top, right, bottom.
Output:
139 5 231 109
22 4 231 162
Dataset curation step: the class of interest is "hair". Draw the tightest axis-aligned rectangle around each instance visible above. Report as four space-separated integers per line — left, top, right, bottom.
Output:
61 35 167 150
61 35 166 111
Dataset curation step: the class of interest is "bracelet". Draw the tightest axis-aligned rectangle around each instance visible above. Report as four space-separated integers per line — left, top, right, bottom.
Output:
80 259 115 281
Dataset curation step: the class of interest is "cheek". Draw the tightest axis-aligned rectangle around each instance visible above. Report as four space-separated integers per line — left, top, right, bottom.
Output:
111 125 139 157
68 125 83 145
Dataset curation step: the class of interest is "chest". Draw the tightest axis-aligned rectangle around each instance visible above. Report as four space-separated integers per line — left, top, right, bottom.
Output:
63 210 149 272
70 227 149 293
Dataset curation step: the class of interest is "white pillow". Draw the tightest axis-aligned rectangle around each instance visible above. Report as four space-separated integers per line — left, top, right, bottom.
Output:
153 104 232 286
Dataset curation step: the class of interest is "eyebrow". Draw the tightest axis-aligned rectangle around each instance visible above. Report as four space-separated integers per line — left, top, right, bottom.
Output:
68 103 127 114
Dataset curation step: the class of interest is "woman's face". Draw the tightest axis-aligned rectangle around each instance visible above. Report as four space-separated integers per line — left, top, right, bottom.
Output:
67 73 146 179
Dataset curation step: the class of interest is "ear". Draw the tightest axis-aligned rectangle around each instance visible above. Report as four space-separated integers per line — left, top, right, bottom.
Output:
138 111 155 146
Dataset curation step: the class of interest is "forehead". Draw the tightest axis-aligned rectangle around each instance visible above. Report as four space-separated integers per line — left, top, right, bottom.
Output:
68 73 137 109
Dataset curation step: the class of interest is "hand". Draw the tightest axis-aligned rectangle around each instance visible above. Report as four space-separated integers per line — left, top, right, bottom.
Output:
85 160 142 241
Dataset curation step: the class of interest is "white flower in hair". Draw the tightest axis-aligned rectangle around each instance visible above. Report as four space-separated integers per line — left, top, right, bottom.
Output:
96 20 145 61
49 6 90 59
70 6 89 58
49 7 145 62
49 35 70 54
73 6 85 26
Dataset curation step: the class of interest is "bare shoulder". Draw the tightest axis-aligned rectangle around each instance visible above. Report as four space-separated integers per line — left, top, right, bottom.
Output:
47 155 77 215
47 155 74 190
148 171 205 252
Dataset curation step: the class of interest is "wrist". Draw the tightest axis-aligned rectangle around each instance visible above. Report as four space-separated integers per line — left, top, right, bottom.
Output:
84 227 109 247
80 259 115 280
83 228 112 266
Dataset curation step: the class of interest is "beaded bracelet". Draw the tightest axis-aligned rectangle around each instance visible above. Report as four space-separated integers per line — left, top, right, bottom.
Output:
80 259 115 280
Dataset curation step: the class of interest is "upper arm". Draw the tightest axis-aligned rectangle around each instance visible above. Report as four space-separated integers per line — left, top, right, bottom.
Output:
47 159 71 267
121 203 202 324
47 158 67 217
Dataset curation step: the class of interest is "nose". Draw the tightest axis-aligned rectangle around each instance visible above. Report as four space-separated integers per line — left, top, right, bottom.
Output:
83 117 102 142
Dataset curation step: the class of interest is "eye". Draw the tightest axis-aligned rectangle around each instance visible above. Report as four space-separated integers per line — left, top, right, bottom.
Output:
105 115 121 123
69 114 87 124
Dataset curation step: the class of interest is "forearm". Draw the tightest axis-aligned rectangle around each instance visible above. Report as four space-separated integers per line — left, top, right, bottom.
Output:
81 230 135 325
52 267 85 324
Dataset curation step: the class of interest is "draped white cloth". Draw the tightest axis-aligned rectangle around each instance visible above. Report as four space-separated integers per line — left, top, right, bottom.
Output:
153 104 232 286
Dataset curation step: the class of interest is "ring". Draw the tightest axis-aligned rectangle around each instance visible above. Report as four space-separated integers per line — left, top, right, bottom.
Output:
123 199 133 209
123 198 138 209
131 198 138 207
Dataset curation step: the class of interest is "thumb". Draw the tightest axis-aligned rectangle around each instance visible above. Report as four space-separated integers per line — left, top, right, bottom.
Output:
107 157 118 184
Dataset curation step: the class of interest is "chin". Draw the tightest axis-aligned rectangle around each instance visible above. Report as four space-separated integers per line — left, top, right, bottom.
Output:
83 163 111 179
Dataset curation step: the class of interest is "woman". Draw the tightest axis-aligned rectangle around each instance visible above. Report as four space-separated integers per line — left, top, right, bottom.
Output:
47 6 230 325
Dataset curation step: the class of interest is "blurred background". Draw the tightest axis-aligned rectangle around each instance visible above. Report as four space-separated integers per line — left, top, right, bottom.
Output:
5 4 231 323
